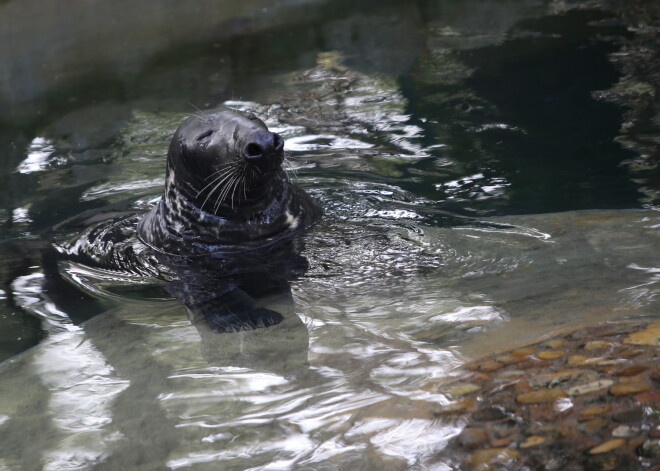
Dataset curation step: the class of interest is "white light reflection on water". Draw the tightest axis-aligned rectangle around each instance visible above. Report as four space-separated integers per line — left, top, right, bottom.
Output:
34 328 129 471
453 223 553 241
11 207 32 224
285 134 374 152
81 178 164 201
619 263 660 308
364 209 423 219
367 419 462 467
429 305 506 324
16 137 57 174
11 272 75 333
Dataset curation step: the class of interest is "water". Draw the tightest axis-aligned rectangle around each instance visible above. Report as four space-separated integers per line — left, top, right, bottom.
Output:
0 1 659 469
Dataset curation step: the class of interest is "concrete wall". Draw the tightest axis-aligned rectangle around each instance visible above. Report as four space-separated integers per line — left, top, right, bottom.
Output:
0 0 329 123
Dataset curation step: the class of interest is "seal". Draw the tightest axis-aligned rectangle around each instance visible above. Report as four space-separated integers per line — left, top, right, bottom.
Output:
137 108 321 255
49 108 321 332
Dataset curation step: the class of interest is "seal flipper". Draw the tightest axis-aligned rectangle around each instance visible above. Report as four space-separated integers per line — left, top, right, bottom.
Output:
199 286 283 332
166 280 283 333
205 307 283 333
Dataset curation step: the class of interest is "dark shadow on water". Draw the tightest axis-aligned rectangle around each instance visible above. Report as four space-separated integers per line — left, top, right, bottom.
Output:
401 9 640 215
158 237 310 334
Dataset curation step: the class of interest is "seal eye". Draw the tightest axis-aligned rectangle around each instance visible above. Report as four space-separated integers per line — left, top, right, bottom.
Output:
246 112 257 121
196 130 214 142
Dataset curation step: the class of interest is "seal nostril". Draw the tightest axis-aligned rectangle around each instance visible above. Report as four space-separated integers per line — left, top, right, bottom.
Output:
245 143 263 158
272 133 283 151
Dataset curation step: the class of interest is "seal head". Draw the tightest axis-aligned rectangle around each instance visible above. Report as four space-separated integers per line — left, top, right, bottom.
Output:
138 108 321 255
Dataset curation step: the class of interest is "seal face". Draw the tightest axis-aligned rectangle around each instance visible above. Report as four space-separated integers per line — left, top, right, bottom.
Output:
138 108 321 255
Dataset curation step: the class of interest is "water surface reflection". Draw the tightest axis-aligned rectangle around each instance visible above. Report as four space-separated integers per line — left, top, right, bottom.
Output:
0 0 659 469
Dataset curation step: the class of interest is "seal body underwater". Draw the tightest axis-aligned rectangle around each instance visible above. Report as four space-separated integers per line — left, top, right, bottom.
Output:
48 108 321 332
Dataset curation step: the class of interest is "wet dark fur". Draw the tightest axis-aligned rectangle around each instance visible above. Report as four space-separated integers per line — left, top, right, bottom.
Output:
50 108 321 332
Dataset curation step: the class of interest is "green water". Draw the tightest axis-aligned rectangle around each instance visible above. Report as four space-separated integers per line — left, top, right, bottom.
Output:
0 1 658 469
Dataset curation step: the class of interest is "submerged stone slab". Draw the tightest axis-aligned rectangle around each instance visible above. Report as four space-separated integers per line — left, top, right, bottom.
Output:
433 320 660 470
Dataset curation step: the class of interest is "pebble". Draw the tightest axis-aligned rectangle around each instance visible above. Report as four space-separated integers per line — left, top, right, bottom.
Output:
495 354 520 365
611 407 643 423
650 425 660 438
516 389 568 404
447 383 481 397
467 448 520 467
583 340 613 351
529 403 563 422
609 382 651 396
579 404 612 416
478 359 504 372
544 339 565 349
514 380 531 394
623 321 660 346
498 370 526 379
567 354 602 366
580 418 607 435
611 425 637 437
632 391 660 403
470 372 492 382
588 438 626 454
619 347 644 359
566 379 614 396
639 439 660 458
584 455 621 471
520 435 545 448
516 359 550 371
490 437 513 447
612 365 647 377
491 420 518 439
457 428 489 449
510 347 536 358
619 375 647 383
536 350 566 360
530 369 598 388
472 407 507 422
434 397 475 416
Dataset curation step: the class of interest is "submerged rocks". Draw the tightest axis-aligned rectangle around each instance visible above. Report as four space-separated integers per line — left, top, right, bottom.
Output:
432 320 660 470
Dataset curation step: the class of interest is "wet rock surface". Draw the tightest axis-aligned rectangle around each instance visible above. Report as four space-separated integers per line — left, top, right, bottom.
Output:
434 321 660 470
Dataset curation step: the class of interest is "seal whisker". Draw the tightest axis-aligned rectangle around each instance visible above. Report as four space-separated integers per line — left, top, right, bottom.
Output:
188 102 211 123
202 162 236 182
229 165 247 208
215 172 241 213
189 113 211 124
230 175 240 209
238 167 249 199
219 172 238 200
223 176 237 210
284 157 298 181
198 166 236 197
215 175 238 211
196 166 238 198
200 170 239 211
